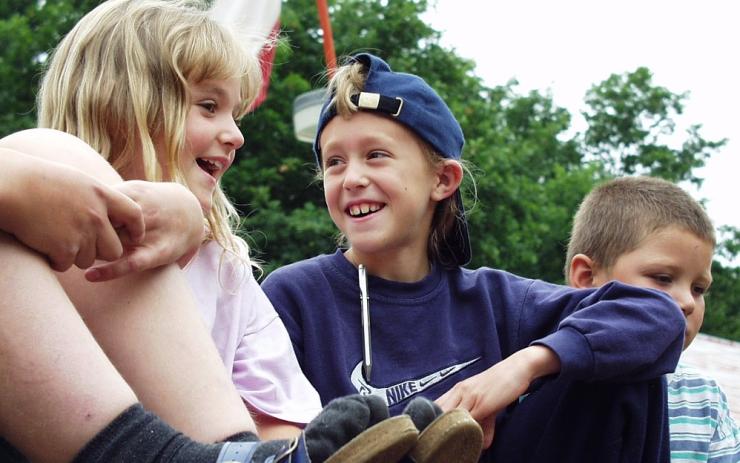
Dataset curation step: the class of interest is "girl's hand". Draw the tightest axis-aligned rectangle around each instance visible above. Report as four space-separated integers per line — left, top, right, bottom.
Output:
85 181 205 281
435 345 560 449
0 151 145 272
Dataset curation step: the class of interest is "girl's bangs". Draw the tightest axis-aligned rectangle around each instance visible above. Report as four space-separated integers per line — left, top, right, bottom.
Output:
182 22 261 117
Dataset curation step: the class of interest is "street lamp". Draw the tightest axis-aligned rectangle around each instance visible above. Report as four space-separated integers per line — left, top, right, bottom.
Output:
292 0 337 143
293 89 328 143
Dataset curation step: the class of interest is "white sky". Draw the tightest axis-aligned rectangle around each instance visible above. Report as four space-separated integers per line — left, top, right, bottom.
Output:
423 0 739 233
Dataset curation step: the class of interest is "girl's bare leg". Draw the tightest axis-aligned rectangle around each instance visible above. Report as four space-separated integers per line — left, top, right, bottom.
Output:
57 265 255 441
1 129 255 442
0 232 137 463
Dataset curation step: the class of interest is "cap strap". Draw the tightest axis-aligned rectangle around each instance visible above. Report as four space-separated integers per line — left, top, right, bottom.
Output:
350 92 404 117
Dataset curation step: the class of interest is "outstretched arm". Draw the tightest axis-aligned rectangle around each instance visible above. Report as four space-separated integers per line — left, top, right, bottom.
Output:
436 345 560 448
437 278 684 450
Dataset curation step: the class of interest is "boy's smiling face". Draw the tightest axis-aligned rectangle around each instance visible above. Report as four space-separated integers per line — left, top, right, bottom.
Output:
591 226 714 350
319 112 441 267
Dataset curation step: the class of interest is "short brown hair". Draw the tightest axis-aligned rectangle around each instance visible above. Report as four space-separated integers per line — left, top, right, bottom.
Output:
564 176 715 283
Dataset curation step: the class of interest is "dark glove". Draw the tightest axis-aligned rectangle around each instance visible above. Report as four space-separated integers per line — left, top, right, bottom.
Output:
217 394 416 463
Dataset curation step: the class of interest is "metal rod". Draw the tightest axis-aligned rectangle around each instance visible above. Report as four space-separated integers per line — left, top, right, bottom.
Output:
316 0 337 76
358 264 372 381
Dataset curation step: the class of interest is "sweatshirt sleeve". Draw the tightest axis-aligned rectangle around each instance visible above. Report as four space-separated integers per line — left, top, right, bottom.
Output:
521 280 685 382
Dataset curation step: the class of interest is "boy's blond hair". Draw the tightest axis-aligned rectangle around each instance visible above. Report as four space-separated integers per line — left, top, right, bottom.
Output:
37 0 262 258
564 176 715 283
325 60 465 266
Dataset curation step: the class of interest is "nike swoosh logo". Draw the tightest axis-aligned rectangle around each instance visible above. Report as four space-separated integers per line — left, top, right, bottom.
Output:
417 367 455 388
419 377 436 387
350 357 481 407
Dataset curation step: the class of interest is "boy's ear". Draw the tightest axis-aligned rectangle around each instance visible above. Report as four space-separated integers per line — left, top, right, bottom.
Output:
569 254 597 289
431 160 463 201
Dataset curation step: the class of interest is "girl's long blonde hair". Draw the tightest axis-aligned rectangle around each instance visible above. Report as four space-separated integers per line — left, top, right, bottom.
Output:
38 0 262 263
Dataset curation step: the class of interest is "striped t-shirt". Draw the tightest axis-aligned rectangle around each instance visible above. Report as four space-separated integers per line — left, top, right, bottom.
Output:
667 363 740 462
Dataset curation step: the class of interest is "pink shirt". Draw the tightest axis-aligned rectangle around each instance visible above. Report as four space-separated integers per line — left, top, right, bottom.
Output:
184 241 321 424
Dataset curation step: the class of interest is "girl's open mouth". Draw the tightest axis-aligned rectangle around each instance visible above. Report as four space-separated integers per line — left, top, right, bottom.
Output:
196 158 222 177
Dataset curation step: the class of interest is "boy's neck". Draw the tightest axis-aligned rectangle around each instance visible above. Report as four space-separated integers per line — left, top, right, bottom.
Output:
344 248 431 283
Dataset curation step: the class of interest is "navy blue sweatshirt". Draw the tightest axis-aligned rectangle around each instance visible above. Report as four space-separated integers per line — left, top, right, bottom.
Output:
263 250 684 460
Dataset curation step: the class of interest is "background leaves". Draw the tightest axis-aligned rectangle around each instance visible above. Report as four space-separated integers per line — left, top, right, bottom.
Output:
1 0 737 340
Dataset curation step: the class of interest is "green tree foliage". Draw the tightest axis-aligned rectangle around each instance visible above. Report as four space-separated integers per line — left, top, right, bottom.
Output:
705 228 740 339
1 0 737 340
230 0 603 282
583 67 727 186
0 0 99 135
705 262 740 341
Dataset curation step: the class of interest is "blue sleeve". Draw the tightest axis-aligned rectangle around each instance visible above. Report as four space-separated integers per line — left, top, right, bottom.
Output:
520 280 685 382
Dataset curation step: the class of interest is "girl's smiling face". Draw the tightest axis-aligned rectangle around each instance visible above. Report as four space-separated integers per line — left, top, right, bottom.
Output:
181 78 244 212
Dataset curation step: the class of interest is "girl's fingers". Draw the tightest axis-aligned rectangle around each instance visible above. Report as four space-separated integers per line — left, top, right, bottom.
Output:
74 237 98 270
95 221 125 263
85 257 133 282
85 245 162 282
106 190 145 244
48 244 76 273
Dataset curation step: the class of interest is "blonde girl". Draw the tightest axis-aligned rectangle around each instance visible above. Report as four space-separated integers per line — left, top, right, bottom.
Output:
36 0 322 438
0 1 333 461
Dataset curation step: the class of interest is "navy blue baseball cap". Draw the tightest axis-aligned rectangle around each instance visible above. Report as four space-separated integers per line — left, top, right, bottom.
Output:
313 53 471 266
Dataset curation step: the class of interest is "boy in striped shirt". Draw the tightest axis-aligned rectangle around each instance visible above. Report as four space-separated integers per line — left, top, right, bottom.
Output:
565 176 740 462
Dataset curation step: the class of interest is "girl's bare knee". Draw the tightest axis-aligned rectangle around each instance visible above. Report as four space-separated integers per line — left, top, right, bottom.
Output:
0 128 122 185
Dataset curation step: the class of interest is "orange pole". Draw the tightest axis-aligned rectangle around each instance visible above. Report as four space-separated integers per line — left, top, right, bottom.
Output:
316 0 337 76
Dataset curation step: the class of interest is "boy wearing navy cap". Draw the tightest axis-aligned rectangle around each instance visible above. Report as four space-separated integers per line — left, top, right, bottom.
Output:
263 53 685 461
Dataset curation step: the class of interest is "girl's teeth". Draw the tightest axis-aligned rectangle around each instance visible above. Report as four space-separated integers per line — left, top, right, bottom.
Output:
198 158 223 174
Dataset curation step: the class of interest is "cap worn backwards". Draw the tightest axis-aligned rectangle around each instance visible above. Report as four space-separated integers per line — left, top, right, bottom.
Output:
312 53 471 267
